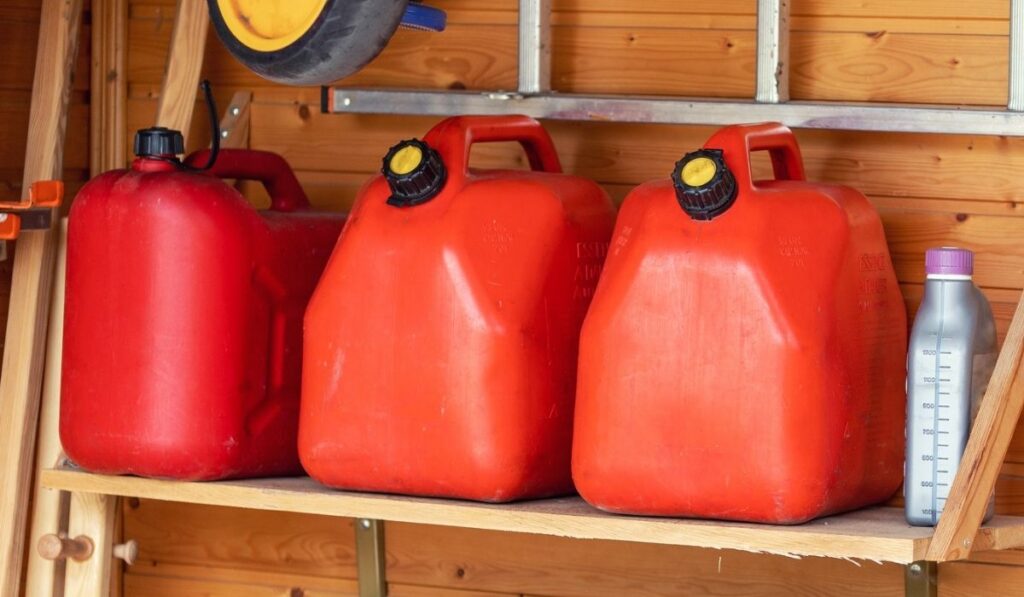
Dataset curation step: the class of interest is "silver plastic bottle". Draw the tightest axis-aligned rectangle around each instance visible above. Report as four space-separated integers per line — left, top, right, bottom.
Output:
905 247 997 526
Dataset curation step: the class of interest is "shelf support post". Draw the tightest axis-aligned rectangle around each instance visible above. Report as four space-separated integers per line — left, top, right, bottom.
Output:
63 492 117 597
755 0 790 103
355 518 386 597
518 0 551 94
1011 0 1024 111
904 561 937 597
24 218 71 597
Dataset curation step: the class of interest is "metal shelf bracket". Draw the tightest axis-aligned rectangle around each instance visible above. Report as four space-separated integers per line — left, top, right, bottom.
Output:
356 518 386 597
905 561 938 597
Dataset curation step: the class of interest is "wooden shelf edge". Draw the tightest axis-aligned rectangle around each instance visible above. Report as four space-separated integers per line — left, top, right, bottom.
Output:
41 467 1024 565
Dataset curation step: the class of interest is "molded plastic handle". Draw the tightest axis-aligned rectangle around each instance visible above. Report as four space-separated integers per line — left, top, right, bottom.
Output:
424 115 563 184
185 149 310 212
704 122 806 190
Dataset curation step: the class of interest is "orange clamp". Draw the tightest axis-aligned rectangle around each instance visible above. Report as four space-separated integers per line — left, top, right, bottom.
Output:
30 180 64 208
0 180 64 241
0 213 21 241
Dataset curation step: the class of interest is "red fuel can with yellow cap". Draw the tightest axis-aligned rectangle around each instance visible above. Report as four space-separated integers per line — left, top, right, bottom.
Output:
573 122 907 523
300 115 616 502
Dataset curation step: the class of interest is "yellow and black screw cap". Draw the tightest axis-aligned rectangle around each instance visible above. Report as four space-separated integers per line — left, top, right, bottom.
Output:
382 139 447 207
671 149 737 221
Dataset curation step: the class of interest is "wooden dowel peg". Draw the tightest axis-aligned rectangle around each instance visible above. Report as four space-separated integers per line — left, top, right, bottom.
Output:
113 540 138 565
37 533 93 562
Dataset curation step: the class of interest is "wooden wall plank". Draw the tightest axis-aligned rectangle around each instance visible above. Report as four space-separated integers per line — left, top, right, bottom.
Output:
879 209 1024 289
995 477 1024 514
123 500 359 579
0 91 90 174
790 0 1008 20
126 2 1008 35
385 523 903 597
940 561 1024 596
0 1 90 208
0 66 89 204
551 28 754 97
127 0 1013 21
125 6 1011 104
91 0 128 174
124 566 512 597
125 573 357 597
125 562 361 596
0 7 90 92
387 585 516 597
790 32 1008 105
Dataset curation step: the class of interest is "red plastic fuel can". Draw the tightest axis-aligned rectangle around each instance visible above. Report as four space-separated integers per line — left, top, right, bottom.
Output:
300 115 616 502
60 128 345 480
573 123 907 523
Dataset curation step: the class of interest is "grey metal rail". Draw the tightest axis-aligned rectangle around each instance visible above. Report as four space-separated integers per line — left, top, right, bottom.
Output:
325 0 1024 137
326 89 1024 136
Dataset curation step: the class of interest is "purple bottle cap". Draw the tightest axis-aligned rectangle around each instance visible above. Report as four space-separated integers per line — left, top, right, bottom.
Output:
925 247 973 276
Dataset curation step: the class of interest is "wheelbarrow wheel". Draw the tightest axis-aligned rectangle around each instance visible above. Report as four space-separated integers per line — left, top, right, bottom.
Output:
208 0 410 86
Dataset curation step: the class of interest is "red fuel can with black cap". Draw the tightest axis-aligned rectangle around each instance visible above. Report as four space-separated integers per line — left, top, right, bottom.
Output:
300 115 616 502
60 127 344 480
573 122 907 523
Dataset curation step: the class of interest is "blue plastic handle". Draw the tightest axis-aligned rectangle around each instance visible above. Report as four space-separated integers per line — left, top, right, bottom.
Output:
401 3 447 32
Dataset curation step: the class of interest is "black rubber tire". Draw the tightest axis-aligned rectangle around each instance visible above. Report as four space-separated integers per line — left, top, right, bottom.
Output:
207 0 409 86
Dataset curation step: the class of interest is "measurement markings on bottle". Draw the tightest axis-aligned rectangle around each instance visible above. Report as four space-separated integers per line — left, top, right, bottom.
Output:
924 339 957 526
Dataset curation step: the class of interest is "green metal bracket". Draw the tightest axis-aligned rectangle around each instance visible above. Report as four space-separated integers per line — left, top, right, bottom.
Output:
905 561 937 597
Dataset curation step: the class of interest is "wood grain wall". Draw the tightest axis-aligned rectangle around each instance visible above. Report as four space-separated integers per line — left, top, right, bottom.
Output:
112 0 1024 594
0 0 90 370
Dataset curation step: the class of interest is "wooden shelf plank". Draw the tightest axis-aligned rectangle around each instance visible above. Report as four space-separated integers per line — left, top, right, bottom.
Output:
38 467 1024 564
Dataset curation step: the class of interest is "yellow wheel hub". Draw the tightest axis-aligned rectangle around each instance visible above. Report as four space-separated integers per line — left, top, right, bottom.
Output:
217 0 328 53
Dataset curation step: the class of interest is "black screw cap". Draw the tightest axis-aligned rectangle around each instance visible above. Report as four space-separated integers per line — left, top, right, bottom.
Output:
671 148 738 221
133 127 185 158
382 139 446 207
